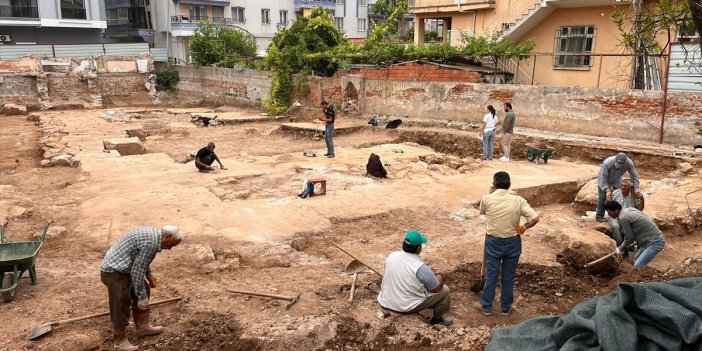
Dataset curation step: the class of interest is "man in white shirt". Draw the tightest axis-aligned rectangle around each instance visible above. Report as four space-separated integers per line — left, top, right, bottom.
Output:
377 230 453 326
605 179 644 246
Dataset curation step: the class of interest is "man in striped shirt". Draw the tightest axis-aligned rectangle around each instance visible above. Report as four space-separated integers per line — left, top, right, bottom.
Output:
100 226 183 351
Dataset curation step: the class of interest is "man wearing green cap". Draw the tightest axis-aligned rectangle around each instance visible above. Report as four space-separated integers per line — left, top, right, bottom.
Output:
377 230 453 326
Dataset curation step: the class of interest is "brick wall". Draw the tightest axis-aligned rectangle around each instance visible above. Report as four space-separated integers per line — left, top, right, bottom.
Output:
345 62 483 83
47 77 90 102
0 75 39 106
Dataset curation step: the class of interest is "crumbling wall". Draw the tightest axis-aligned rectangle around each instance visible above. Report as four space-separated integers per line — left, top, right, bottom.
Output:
175 65 271 107
343 62 484 82
0 54 154 112
318 74 702 145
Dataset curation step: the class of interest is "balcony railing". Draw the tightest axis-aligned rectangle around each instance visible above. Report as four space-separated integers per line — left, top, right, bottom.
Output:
410 0 494 7
172 15 234 25
0 5 39 18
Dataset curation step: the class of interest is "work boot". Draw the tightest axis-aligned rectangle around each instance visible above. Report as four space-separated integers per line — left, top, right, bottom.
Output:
133 311 164 336
113 328 138 351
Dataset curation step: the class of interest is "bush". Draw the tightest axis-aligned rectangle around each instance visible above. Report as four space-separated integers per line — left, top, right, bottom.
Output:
155 63 180 90
189 22 258 68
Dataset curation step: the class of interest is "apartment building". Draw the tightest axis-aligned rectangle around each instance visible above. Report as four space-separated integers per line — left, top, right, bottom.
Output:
295 0 368 41
408 0 665 90
234 0 295 54
104 0 152 43
0 0 106 44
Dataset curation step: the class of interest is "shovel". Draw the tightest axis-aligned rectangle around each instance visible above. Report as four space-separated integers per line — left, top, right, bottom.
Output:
313 119 323 141
333 242 383 277
470 235 487 294
26 297 182 341
345 259 368 302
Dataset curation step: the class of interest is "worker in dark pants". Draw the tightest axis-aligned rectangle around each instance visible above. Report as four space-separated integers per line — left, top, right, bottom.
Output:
195 142 226 172
321 100 335 158
100 226 183 350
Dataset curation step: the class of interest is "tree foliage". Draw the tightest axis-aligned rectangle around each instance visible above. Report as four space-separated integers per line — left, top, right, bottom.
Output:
611 0 690 55
189 22 258 67
263 8 350 115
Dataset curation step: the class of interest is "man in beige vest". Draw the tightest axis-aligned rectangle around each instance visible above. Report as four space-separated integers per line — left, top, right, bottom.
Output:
377 230 453 326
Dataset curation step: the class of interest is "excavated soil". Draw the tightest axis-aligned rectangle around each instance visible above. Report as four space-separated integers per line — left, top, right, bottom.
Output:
1 110 701 351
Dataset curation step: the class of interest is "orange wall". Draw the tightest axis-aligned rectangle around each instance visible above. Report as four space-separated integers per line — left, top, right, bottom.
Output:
515 6 633 89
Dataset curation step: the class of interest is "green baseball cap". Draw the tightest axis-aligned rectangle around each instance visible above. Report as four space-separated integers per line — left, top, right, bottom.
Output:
404 230 427 246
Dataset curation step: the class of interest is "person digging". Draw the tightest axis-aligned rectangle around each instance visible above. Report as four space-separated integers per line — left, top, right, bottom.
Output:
195 142 227 172
377 230 453 326
100 226 183 350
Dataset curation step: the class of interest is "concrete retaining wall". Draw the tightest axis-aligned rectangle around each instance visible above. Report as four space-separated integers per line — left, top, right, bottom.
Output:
175 65 271 103
315 75 702 145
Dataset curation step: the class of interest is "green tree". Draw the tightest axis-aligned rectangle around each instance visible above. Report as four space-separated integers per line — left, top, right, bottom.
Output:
264 8 349 115
371 1 393 17
189 22 257 67
462 32 533 62
611 0 699 89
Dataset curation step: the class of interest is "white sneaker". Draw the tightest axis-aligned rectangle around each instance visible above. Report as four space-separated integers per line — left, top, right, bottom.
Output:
499 156 510 162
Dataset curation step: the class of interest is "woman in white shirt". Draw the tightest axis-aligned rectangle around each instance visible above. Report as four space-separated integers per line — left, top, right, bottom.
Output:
479 105 499 160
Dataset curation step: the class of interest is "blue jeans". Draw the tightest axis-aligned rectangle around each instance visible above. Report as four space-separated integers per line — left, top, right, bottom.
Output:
482 129 495 160
634 238 665 269
325 124 335 155
595 185 619 219
481 235 521 312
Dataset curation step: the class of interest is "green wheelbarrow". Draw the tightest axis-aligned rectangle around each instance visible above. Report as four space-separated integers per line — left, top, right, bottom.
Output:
526 145 554 164
0 221 51 302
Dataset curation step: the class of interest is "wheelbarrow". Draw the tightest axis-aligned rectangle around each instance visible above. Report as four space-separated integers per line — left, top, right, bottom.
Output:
526 145 554 164
0 221 51 302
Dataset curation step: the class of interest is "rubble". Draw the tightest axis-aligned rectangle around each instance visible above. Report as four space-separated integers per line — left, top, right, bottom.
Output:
103 137 146 156
50 154 79 167
2 103 28 115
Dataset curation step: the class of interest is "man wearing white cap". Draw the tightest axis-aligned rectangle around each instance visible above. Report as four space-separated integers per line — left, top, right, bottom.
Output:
100 226 183 350
595 152 640 223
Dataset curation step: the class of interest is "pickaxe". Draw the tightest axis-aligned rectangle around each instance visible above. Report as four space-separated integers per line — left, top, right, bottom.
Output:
227 289 300 309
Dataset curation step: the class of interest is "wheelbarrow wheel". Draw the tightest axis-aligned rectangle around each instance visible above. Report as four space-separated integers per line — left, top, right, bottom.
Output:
526 152 536 162
2 273 16 302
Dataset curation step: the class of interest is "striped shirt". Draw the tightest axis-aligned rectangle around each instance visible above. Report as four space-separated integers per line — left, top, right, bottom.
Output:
100 227 162 301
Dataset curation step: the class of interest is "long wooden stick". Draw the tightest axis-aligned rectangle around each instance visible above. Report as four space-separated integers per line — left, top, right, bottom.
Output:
584 251 617 268
348 273 358 302
332 242 383 277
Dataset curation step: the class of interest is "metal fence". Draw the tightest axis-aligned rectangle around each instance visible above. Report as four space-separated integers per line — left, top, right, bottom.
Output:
0 43 167 61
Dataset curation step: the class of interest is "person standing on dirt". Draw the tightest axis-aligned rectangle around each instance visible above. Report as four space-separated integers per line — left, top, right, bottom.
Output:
195 142 227 172
605 179 644 246
499 102 515 162
604 201 664 269
321 100 335 158
477 171 540 316
100 226 183 350
377 230 453 326
479 105 499 161
595 152 640 223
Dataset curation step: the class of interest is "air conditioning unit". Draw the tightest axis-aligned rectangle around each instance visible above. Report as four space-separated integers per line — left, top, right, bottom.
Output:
224 18 233 25
0 35 11 42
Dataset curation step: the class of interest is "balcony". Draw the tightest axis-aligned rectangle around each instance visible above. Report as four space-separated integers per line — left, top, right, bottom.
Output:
409 0 495 14
0 5 39 18
294 0 336 12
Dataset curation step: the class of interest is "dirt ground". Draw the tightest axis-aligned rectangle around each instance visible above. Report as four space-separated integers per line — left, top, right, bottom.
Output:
0 107 701 351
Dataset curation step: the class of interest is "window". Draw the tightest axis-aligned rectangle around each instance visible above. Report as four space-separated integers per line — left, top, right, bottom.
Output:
212 7 223 23
60 0 86 19
678 21 700 42
359 0 367 5
336 0 343 4
334 17 344 30
106 8 129 25
232 7 245 23
555 26 595 67
279 10 288 25
358 18 366 31
261 9 270 24
189 5 207 21
4 0 38 18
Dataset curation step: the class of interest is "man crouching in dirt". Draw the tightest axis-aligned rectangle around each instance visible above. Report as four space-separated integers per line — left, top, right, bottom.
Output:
377 230 453 326
100 226 183 350
195 142 227 172
605 201 665 269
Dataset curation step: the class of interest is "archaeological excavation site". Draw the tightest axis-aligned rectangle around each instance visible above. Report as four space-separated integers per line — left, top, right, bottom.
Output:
1 55 701 351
